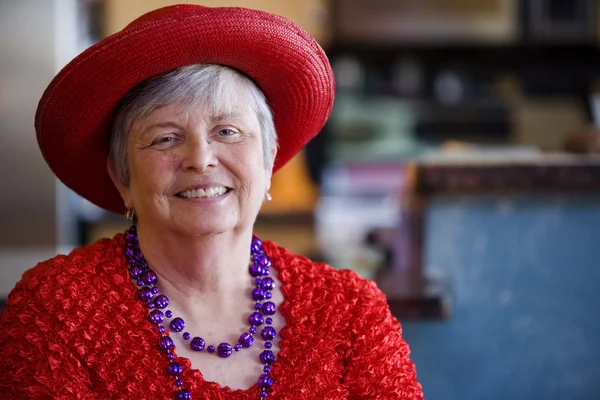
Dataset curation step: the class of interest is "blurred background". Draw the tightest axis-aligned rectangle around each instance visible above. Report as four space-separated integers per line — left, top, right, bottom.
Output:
1 0 600 399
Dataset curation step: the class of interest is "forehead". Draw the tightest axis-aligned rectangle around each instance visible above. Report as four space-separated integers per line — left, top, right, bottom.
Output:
140 101 258 125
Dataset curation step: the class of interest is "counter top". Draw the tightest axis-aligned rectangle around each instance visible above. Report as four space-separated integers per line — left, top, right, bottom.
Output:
415 154 600 194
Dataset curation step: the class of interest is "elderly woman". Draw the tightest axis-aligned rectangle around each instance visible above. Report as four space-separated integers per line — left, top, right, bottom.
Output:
0 5 422 400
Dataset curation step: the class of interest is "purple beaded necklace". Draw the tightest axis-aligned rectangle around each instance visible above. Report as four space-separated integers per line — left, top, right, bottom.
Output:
124 225 277 400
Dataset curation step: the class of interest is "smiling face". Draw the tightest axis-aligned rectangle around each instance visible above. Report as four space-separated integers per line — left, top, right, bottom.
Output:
111 98 273 237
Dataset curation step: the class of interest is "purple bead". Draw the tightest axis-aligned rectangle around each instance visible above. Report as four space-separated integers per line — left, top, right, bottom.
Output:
175 379 183 387
154 294 169 309
263 269 270 276
260 389 268 398
255 303 263 310
265 292 272 299
190 337 205 351
261 302 276 316
158 326 166 333
249 326 257 334
148 303 155 309
261 327 276 341
248 312 264 326
239 332 254 348
234 344 242 351
148 309 164 324
249 264 264 277
266 318 273 325
251 236 263 252
260 350 275 364
217 342 232 358
165 310 173 318
142 270 157 285
183 332 191 340
255 278 263 287
263 365 271 373
176 389 192 400
129 264 143 278
258 373 274 388
167 352 175 360
158 336 174 351
207 345 215 353
252 287 266 301
251 250 263 260
152 286 159 294
137 279 145 287
262 277 275 290
255 255 271 268
265 342 272 349
167 361 182 376
170 317 185 332
138 287 153 301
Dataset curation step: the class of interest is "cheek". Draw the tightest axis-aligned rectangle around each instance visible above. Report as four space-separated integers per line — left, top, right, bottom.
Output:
131 152 179 193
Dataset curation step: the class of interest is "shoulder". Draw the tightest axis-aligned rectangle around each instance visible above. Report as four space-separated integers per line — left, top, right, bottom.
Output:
263 240 385 305
4 233 128 314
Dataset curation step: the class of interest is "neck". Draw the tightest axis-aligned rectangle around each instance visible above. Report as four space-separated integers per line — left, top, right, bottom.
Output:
134 222 254 309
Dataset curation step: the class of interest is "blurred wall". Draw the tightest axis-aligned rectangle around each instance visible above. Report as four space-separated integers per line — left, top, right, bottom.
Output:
104 0 329 43
0 0 58 247
0 0 80 296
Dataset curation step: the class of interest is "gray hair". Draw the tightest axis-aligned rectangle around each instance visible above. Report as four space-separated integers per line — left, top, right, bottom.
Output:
108 64 278 186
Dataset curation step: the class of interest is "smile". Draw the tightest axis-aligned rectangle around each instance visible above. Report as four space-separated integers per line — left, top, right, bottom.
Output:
177 187 229 199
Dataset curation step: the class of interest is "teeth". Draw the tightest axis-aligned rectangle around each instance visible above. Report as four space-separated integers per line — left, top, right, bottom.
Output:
179 187 227 199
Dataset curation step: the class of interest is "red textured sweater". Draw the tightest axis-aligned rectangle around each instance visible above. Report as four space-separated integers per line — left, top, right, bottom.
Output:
0 234 423 399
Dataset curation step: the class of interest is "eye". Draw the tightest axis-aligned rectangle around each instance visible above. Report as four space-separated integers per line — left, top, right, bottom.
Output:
151 135 178 145
217 128 239 137
214 127 244 142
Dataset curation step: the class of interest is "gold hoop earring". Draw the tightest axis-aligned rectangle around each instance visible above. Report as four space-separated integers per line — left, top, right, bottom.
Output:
125 208 135 221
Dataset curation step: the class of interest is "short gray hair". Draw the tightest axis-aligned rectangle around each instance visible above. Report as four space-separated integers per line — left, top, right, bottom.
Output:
108 64 277 186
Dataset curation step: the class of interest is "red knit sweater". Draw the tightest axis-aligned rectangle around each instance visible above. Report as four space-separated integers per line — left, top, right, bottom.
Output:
0 234 423 399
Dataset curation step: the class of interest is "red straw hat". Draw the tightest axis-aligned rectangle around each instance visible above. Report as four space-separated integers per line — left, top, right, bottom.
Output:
35 4 335 214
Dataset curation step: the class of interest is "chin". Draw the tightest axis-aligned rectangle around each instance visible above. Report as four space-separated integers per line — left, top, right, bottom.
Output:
169 213 236 237
177 221 230 237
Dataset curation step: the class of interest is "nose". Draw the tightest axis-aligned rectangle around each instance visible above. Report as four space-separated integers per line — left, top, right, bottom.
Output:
181 137 218 172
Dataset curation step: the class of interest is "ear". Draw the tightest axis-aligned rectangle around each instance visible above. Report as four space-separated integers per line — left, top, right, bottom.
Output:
265 145 278 185
107 160 133 208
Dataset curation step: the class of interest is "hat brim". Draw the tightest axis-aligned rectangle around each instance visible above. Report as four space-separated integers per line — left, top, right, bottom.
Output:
35 5 335 214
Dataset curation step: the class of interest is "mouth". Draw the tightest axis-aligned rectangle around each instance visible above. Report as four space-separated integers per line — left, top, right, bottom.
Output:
176 186 230 199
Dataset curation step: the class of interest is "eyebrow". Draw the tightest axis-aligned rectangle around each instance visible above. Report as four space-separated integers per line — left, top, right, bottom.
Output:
211 111 246 123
